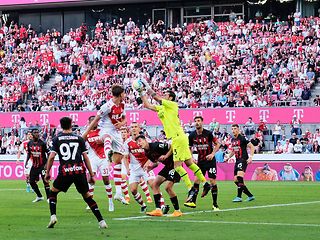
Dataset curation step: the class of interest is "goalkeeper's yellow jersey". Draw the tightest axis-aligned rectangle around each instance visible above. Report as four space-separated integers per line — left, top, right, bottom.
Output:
155 99 184 139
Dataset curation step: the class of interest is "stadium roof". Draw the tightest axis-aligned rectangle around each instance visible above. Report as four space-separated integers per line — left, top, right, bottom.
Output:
0 0 177 10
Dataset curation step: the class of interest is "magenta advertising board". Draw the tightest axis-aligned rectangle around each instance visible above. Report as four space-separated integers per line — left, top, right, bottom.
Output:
0 107 318 128
1 161 319 181
0 0 79 6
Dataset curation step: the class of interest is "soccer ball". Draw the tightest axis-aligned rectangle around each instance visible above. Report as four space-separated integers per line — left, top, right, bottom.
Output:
132 79 144 92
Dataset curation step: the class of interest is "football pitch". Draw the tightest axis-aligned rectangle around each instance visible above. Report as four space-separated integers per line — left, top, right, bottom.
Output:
0 180 319 240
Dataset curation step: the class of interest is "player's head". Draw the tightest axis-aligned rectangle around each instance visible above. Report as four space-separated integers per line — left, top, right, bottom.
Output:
31 128 40 140
194 116 204 130
120 127 129 141
60 117 72 131
164 90 176 101
135 135 149 149
27 131 33 140
88 115 97 129
130 122 141 137
112 85 125 100
231 124 240 136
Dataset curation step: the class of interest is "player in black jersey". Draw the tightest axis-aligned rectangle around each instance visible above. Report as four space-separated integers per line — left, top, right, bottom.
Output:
44 117 107 229
185 116 221 210
136 135 182 217
225 124 255 202
25 128 50 203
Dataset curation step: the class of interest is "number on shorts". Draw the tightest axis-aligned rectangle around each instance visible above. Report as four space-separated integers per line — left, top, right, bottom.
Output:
237 163 243 169
209 168 216 174
59 142 79 161
169 169 175 176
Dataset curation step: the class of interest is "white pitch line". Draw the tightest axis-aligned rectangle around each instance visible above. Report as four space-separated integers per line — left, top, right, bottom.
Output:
126 219 320 228
113 200 320 221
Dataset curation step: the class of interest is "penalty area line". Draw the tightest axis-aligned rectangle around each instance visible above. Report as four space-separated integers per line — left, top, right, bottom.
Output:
113 200 320 221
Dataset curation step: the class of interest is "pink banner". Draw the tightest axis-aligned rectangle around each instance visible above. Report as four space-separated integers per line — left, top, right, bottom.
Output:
0 0 79 6
0 107 318 128
1 161 319 181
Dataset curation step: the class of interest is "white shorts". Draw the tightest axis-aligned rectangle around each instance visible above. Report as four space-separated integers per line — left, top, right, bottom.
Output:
129 168 155 185
121 161 128 176
23 159 32 175
90 156 110 177
99 128 125 155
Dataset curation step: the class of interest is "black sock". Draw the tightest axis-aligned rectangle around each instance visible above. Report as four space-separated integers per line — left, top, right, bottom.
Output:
192 183 200 203
211 184 218 206
83 196 103 222
30 182 42 197
234 181 242 198
236 176 252 197
44 184 50 199
170 196 180 210
154 194 161 209
49 190 58 215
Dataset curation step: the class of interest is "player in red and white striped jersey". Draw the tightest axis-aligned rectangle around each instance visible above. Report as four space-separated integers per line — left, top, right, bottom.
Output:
121 127 156 204
123 122 155 213
84 85 127 204
16 131 33 192
82 116 115 211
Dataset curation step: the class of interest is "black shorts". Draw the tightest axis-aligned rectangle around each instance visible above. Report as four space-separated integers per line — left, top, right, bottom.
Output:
234 159 248 176
53 173 89 194
198 160 217 179
158 166 181 183
30 166 46 183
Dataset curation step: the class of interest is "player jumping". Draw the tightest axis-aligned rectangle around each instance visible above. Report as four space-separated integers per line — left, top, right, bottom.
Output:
82 116 114 212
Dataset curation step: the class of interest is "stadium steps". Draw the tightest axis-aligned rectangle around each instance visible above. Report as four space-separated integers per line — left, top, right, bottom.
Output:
42 74 57 91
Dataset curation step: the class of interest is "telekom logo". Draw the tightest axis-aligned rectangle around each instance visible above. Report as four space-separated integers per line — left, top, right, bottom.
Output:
11 114 21 124
69 113 79 123
129 112 140 122
293 109 304 119
192 111 203 118
259 110 270 122
226 110 236 123
40 114 49 125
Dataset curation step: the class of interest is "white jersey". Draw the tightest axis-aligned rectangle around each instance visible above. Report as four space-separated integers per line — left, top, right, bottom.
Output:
97 99 126 131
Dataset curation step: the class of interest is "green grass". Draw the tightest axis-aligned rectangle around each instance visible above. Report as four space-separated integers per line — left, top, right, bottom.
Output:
0 180 319 240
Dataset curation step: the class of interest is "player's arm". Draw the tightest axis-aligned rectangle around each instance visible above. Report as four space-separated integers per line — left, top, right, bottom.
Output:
82 116 101 140
139 79 163 104
140 94 157 112
143 159 158 172
158 143 173 161
224 149 234 162
83 152 94 177
206 133 221 160
16 148 22 164
114 115 127 129
247 142 255 164
122 154 130 175
45 151 56 182
25 143 31 168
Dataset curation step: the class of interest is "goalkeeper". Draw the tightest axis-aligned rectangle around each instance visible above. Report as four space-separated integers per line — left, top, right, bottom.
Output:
136 79 211 202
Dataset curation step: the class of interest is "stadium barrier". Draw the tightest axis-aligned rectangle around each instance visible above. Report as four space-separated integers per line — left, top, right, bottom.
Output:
1 154 319 181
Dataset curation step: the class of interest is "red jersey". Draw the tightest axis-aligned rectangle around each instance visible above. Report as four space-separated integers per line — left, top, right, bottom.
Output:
86 129 105 159
124 137 148 170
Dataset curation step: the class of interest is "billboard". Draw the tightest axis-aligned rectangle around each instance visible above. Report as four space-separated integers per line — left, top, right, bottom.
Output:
0 106 317 128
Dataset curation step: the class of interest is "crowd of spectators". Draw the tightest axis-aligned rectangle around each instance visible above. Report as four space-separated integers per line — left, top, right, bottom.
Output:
1 14 320 112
